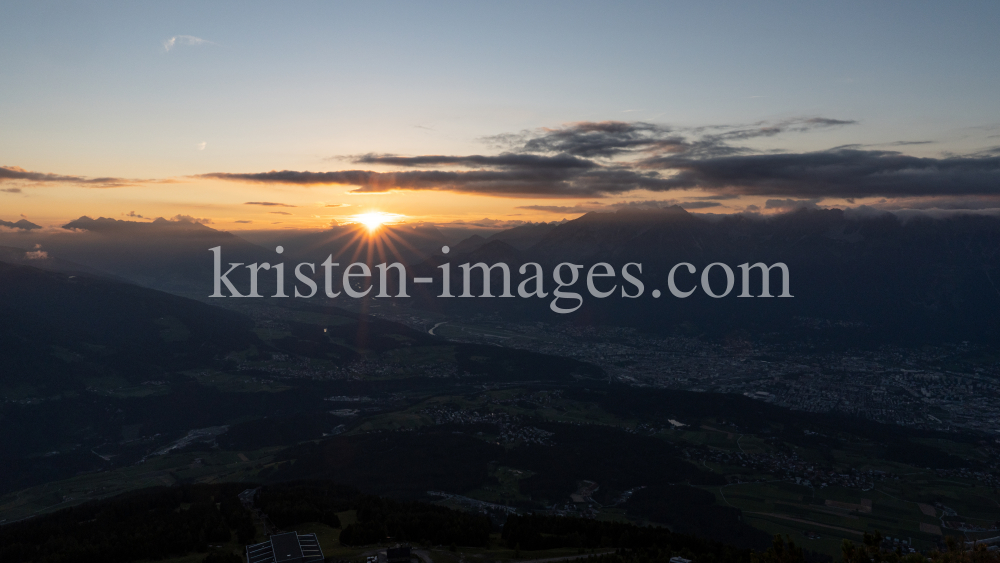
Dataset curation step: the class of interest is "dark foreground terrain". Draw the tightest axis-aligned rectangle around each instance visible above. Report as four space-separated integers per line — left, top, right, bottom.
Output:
1 225 999 562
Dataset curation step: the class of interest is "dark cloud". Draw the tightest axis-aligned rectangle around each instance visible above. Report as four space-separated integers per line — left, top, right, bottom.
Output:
688 117 857 147
269 211 293 215
1 187 22 193
234 220 253 223
969 146 1000 157
353 152 596 169
518 199 722 214
862 196 1000 211
691 193 741 200
764 198 823 211
643 149 1000 198
200 167 674 197
201 119 1000 203
517 204 600 213
677 201 723 209
244 201 298 207
482 119 852 159
203 120 859 196
0 165 133 187
609 199 721 210
444 217 527 228
800 118 857 127
485 122 687 158
0 218 42 230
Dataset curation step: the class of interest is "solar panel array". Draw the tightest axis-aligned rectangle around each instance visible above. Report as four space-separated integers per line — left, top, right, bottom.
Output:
245 532 325 563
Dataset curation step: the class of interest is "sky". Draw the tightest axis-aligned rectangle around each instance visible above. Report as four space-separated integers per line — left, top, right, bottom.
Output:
2 1 999 232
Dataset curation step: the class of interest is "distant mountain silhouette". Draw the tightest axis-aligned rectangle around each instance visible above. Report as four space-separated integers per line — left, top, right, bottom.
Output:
485 222 559 250
415 207 1000 346
52 217 269 296
464 240 524 264
0 218 42 230
253 223 452 266
451 234 488 254
6 209 999 346
33 219 460 297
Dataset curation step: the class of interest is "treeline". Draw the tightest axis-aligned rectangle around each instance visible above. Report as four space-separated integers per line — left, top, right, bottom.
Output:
267 428 501 497
587 548 745 563
263 422 758 548
340 495 492 547
257 481 355 528
503 519 830 563
625 485 769 549
841 532 1000 563
507 423 726 501
502 514 755 563
569 386 978 470
0 481 494 562
0 483 255 563
0 480 827 563
268 422 725 503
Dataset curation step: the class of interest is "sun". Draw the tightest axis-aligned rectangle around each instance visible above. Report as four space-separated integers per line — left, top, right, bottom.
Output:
350 211 401 232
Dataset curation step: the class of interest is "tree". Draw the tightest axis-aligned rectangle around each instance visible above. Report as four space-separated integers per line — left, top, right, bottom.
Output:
751 535 804 563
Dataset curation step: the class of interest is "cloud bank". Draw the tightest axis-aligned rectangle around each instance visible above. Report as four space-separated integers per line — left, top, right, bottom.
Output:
518 199 722 214
197 120 1000 208
1 165 137 188
245 201 297 207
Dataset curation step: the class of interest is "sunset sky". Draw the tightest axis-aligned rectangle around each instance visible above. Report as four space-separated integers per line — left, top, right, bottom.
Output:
2 1 999 232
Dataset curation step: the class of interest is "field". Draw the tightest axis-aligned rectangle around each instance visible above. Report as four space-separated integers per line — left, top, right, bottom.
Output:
6 383 998 562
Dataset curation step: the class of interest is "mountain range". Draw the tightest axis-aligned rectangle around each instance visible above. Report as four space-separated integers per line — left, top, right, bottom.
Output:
3 207 999 347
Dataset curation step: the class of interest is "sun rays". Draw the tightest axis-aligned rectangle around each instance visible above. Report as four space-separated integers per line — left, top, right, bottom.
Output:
349 211 403 233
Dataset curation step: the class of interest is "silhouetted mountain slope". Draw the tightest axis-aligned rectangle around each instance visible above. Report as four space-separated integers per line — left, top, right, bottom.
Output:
410 208 1000 346
449 223 559 255
486 221 559 250
1 482 770 562
0 267 605 491
0 245 121 280
465 240 523 264
451 234 488 254
0 261 260 392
